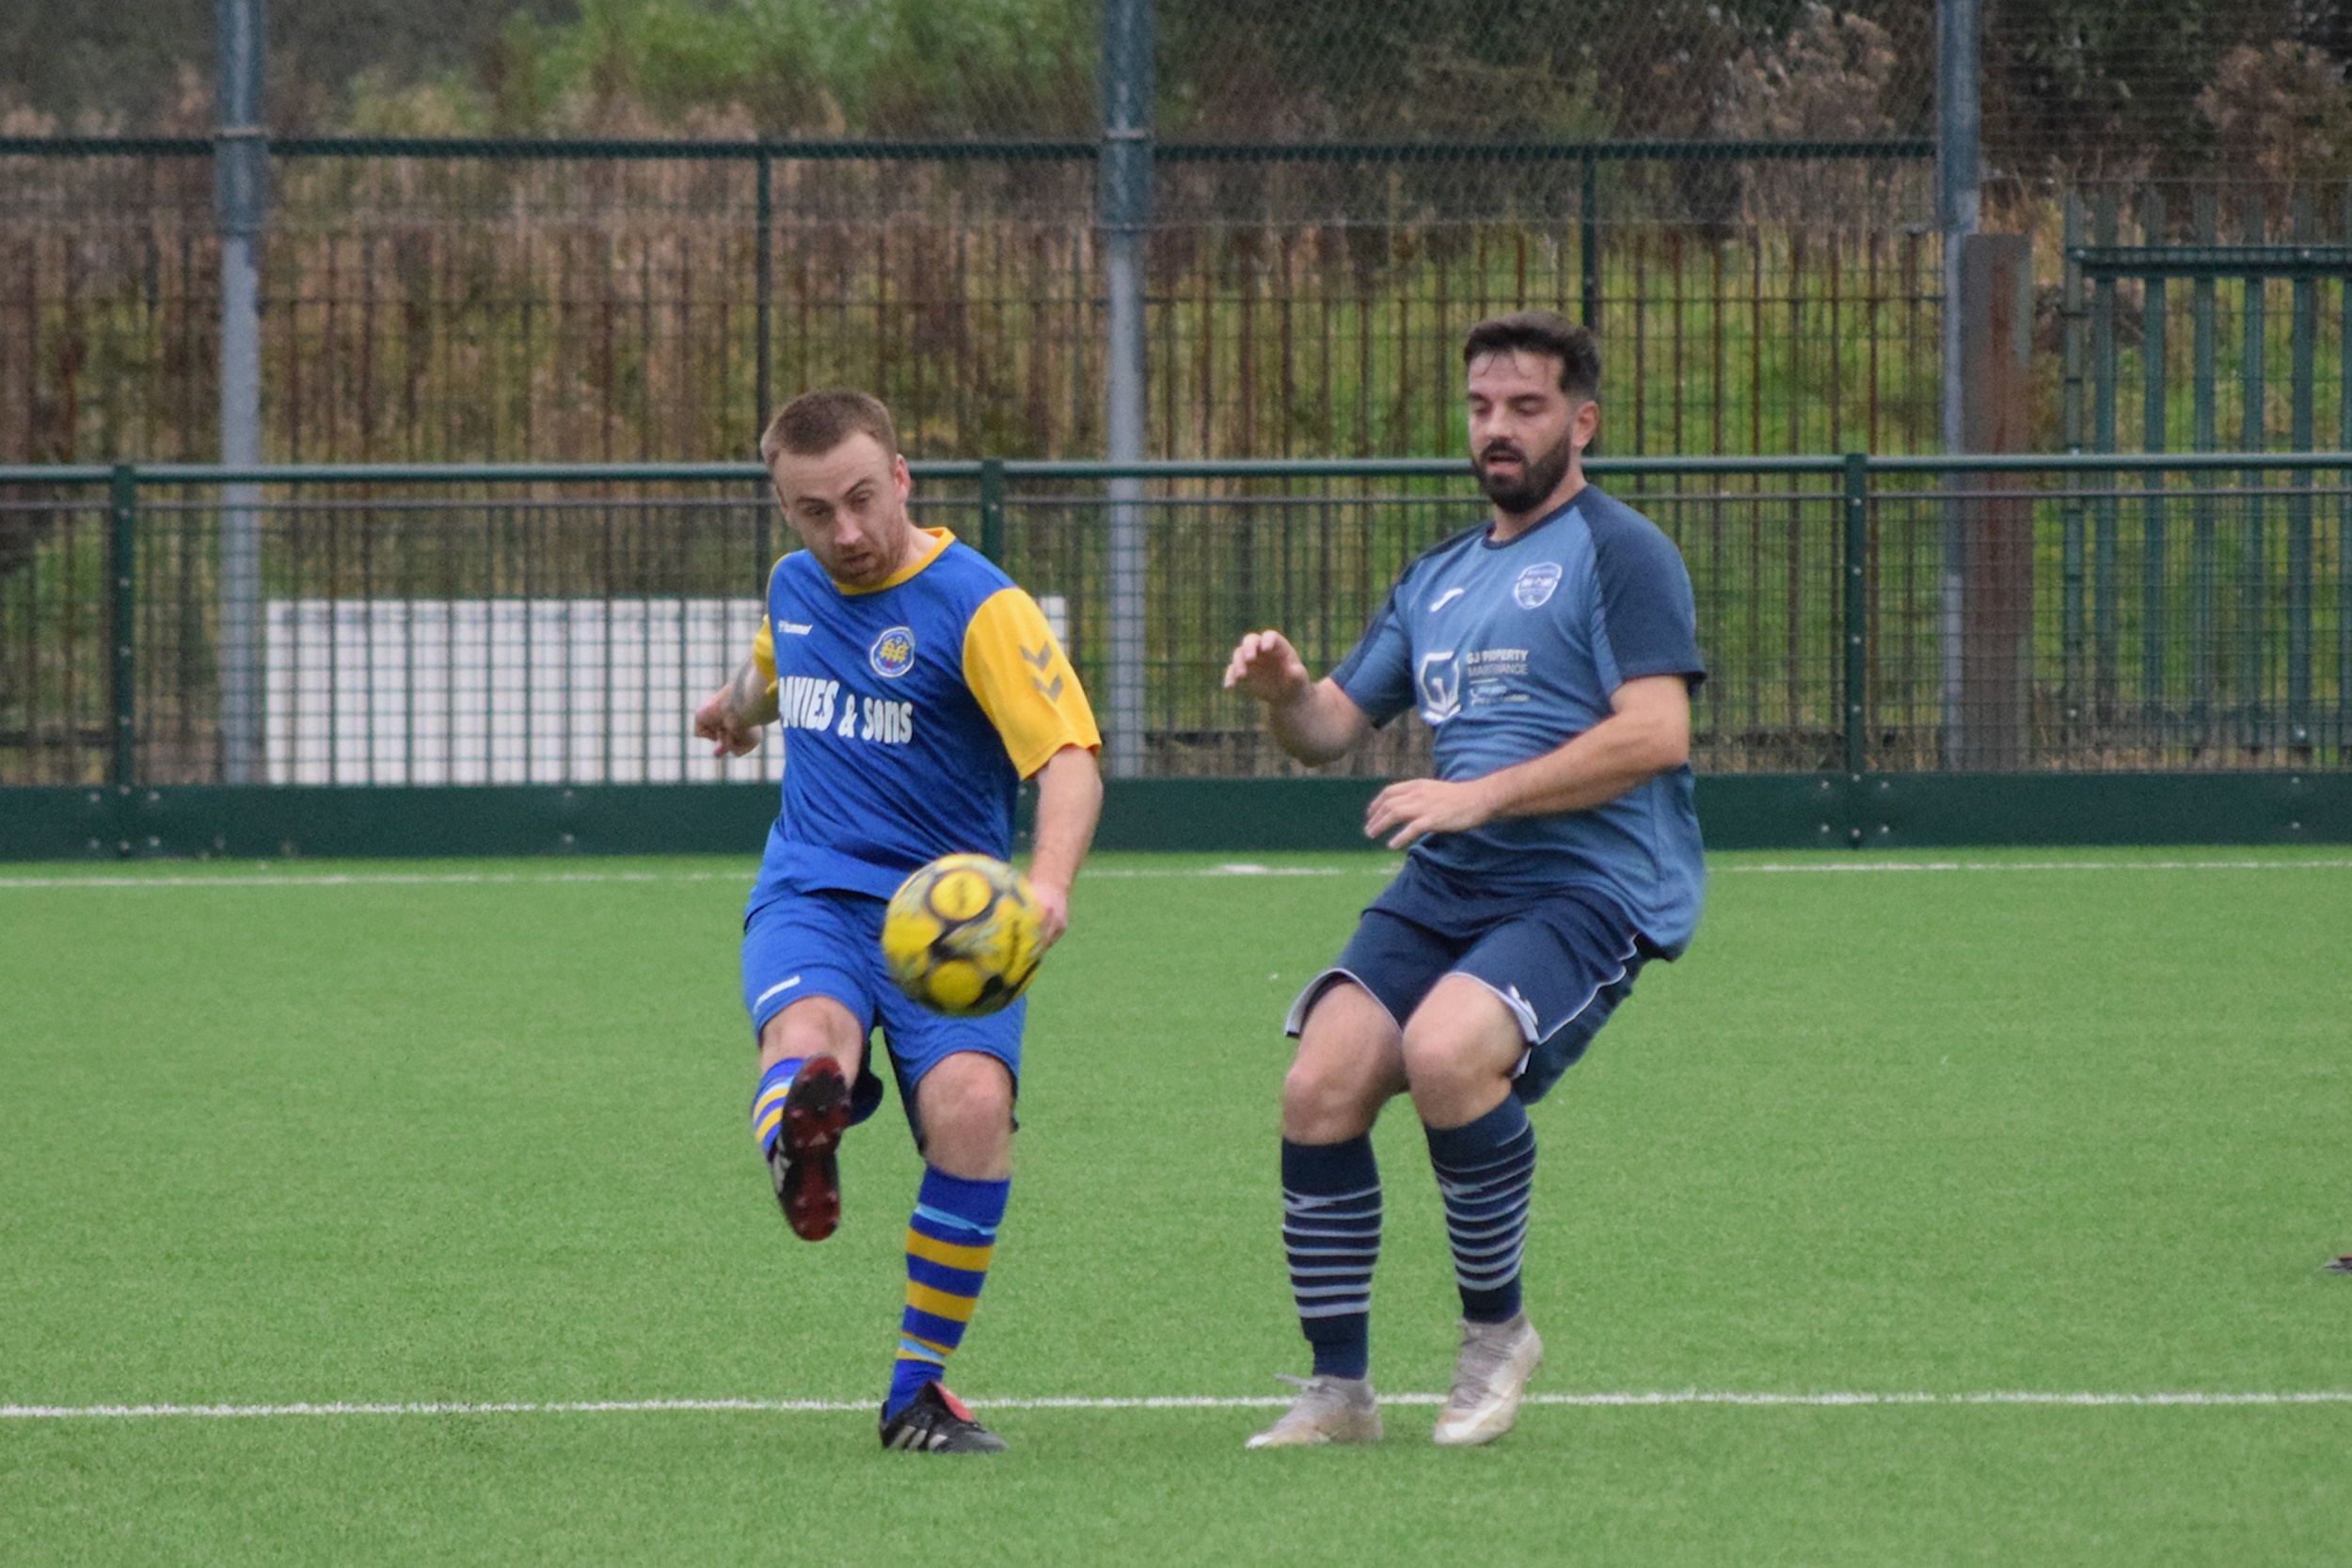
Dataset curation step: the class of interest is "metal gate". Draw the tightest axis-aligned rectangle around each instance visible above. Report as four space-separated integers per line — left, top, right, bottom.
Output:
2061 191 2352 755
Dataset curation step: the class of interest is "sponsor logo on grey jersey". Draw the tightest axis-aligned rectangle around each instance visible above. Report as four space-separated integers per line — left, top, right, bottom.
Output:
1416 650 1462 724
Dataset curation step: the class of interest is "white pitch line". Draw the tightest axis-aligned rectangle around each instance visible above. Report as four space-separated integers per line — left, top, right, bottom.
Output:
1079 863 1368 879
1718 860 2352 874
7 1390 2350 1420
0 863 1392 892
0 871 739 891
6 859 2349 892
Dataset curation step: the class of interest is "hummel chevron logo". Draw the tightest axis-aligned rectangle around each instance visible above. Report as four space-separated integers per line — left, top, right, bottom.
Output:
1023 643 1064 700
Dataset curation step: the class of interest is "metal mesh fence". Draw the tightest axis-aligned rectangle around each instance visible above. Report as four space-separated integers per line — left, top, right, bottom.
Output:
38 0 2352 194
6 459 2345 790
20 2 2352 198
0 147 1943 467
0 0 1951 468
1980 0 2352 191
7 2 1931 166
0 487 111 783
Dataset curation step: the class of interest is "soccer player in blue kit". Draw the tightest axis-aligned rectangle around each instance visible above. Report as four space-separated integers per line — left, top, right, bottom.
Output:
693 390 1103 1453
1224 311 1706 1448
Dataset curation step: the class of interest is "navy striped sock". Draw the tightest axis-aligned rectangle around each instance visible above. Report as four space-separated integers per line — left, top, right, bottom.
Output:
1424 1097 1535 1324
1279 1136 1380 1382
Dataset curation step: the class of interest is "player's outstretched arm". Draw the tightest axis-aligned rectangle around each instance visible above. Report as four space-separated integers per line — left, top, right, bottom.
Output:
1026 744 1102 950
1363 674 1692 848
692 656 777 758
1222 628 1371 768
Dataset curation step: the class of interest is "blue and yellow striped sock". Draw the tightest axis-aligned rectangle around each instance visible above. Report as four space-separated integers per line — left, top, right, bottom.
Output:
750 1057 804 1157
885 1166 1009 1418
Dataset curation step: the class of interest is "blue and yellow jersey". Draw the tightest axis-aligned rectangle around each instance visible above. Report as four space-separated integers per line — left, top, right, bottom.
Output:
744 527 1100 908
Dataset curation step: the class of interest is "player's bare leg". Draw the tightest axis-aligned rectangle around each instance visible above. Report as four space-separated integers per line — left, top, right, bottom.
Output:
911 1050 1014 1180
757 993 866 1076
1249 982 1406 1448
1401 974 1546 1446
1397 974 1522 1131
1280 980 1407 1144
755 996 866 1242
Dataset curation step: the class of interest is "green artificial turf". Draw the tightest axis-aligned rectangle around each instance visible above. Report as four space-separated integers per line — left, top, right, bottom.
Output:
2 848 2348 1564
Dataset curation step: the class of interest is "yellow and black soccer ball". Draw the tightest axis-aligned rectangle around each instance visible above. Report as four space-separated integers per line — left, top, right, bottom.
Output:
881 854 1044 1017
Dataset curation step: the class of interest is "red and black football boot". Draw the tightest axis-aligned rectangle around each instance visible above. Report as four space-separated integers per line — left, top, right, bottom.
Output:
878 1382 1006 1452
766 1056 850 1241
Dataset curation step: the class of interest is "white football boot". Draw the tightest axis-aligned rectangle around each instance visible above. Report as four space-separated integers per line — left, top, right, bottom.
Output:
1244 1373 1384 1448
1431 1313 1543 1446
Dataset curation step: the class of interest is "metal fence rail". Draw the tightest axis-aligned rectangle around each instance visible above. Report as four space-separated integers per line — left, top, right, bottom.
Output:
1 134 1939 467
3 455 2345 790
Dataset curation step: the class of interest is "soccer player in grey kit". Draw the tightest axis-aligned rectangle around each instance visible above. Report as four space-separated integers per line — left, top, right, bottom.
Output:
1224 310 1707 1447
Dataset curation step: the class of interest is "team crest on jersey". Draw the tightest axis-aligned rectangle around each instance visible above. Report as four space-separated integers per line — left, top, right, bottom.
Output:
1416 650 1462 724
869 626 916 678
1513 562 1564 609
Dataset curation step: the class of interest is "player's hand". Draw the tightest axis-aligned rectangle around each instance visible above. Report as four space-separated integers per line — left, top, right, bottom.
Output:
1029 879 1072 951
1222 629 1311 705
1364 777 1497 849
692 688 763 758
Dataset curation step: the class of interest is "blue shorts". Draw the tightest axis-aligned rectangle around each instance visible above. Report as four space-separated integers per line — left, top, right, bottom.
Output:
1285 857 1661 1104
741 889 1024 1139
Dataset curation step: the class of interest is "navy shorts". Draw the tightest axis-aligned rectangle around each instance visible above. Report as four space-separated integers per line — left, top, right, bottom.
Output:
742 889 1024 1137
1285 858 1661 1104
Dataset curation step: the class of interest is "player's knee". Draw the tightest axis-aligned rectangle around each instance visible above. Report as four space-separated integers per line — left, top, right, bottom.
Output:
758 996 861 1068
948 1075 1014 1135
1279 1053 1380 1142
1398 1018 1504 1096
1279 1056 1336 1124
761 1011 829 1063
918 1055 1014 1141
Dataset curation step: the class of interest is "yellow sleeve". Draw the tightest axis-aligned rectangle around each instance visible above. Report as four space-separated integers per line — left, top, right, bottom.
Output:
750 558 784 703
961 587 1102 779
751 617 776 699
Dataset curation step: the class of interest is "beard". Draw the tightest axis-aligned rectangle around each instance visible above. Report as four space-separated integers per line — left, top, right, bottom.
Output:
1470 429 1574 515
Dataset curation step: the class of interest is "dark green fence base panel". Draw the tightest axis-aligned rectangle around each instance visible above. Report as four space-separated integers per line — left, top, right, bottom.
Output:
1 788 126 861
2 785 781 861
1091 777 1389 852
3 774 2347 862
1851 770 2352 847
1691 774 1867 849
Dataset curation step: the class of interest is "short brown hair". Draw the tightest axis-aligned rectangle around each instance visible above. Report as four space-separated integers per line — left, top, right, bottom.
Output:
1462 310 1600 402
759 389 900 466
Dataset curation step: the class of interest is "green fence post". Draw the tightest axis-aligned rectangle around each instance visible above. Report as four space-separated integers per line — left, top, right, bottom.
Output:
979 457 1006 564
2240 196 2268 752
2139 189 2169 752
755 150 772 435
753 150 776 580
2059 194 2087 738
1579 161 1600 331
2191 193 2218 740
1843 451 1868 783
2090 193 2119 725
2340 183 2352 755
2287 198 2316 752
107 463 137 804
